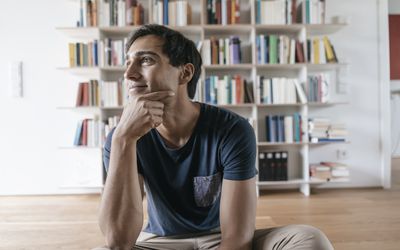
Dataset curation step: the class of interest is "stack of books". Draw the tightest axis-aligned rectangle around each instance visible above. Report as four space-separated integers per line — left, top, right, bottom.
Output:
258 151 288 181
310 162 349 181
308 118 347 143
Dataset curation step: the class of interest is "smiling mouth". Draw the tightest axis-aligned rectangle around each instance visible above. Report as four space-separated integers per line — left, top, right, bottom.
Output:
129 85 148 89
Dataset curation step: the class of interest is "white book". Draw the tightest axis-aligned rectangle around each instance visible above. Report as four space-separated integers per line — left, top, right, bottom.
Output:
168 1 176 26
103 0 110 26
320 74 330 103
82 0 87 27
118 0 126 27
158 1 163 25
225 38 230 65
290 39 296 64
284 116 294 143
202 40 211 65
221 0 227 25
217 79 227 105
319 39 326 64
293 79 307 103
272 78 280 104
262 78 271 104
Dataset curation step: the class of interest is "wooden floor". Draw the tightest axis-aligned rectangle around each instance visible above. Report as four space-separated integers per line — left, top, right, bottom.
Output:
1 160 399 250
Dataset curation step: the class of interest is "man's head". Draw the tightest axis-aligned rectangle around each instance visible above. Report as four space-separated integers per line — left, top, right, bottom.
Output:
125 24 202 99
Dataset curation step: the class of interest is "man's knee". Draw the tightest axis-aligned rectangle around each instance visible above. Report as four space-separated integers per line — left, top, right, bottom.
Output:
285 224 333 250
253 224 333 250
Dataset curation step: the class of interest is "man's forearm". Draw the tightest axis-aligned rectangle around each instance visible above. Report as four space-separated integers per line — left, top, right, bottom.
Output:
99 135 143 249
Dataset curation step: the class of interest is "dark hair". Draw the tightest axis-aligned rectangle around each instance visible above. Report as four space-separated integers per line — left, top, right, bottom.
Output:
125 24 202 99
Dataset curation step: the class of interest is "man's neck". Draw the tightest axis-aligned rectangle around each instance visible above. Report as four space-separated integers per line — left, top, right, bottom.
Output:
156 98 200 149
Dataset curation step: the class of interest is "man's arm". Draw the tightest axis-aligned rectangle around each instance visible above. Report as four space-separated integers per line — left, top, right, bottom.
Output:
219 177 257 250
98 134 144 250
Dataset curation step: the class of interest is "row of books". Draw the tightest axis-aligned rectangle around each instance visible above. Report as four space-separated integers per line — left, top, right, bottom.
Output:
310 161 349 181
307 37 338 64
256 34 305 64
299 0 326 24
256 77 306 104
77 0 145 27
265 113 303 143
206 0 240 25
68 41 99 67
308 118 347 143
104 38 127 66
73 118 105 147
75 79 128 107
258 151 288 181
153 0 192 26
74 116 121 147
256 0 298 25
77 0 98 27
202 36 242 65
306 74 329 103
68 38 126 67
204 75 254 105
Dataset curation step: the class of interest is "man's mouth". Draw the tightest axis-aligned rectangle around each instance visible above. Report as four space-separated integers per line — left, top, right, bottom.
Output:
129 84 148 89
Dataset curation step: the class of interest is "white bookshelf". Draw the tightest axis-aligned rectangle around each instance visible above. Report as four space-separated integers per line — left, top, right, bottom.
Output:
57 0 349 195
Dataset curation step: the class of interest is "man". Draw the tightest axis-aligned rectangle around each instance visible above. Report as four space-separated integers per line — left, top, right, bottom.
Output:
95 24 334 250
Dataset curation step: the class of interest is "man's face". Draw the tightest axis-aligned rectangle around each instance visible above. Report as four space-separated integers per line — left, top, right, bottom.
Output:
124 35 181 97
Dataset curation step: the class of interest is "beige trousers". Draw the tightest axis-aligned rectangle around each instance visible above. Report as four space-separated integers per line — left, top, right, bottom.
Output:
93 224 334 250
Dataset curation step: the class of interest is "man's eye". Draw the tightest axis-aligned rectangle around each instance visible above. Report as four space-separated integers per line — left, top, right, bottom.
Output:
141 57 154 64
125 61 131 67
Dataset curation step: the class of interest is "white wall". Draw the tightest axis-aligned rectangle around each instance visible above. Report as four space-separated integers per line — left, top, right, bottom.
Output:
0 0 100 195
0 0 391 195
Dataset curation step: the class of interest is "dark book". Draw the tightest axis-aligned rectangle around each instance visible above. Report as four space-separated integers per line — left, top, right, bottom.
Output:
266 152 274 181
296 41 305 63
258 152 267 181
244 80 254 103
280 151 288 180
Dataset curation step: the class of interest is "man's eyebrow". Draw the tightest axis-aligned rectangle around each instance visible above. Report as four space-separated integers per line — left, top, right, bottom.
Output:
125 51 160 60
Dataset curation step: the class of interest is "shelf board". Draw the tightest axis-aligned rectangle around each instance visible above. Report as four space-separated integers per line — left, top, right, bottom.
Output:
257 179 306 186
257 103 304 107
204 24 253 35
256 64 305 70
309 141 350 145
306 23 348 36
255 24 303 34
204 64 253 70
307 63 348 70
56 27 99 38
308 101 349 106
216 104 254 108
309 178 350 184
257 142 306 146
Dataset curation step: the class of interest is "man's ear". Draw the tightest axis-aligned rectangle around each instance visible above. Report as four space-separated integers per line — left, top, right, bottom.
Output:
179 63 195 85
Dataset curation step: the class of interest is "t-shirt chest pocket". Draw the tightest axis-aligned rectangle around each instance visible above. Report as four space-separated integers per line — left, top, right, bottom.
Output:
193 172 222 207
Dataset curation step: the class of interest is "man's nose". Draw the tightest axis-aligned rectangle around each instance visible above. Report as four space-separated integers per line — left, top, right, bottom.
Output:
124 62 142 81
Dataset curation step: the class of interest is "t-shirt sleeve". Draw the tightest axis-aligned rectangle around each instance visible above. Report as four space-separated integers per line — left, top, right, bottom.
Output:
103 127 144 175
220 118 257 180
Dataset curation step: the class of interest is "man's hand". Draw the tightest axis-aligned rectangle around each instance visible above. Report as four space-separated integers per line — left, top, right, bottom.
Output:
114 90 175 141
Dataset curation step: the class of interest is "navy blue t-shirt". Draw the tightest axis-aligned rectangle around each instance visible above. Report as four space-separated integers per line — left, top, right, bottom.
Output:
103 102 257 236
